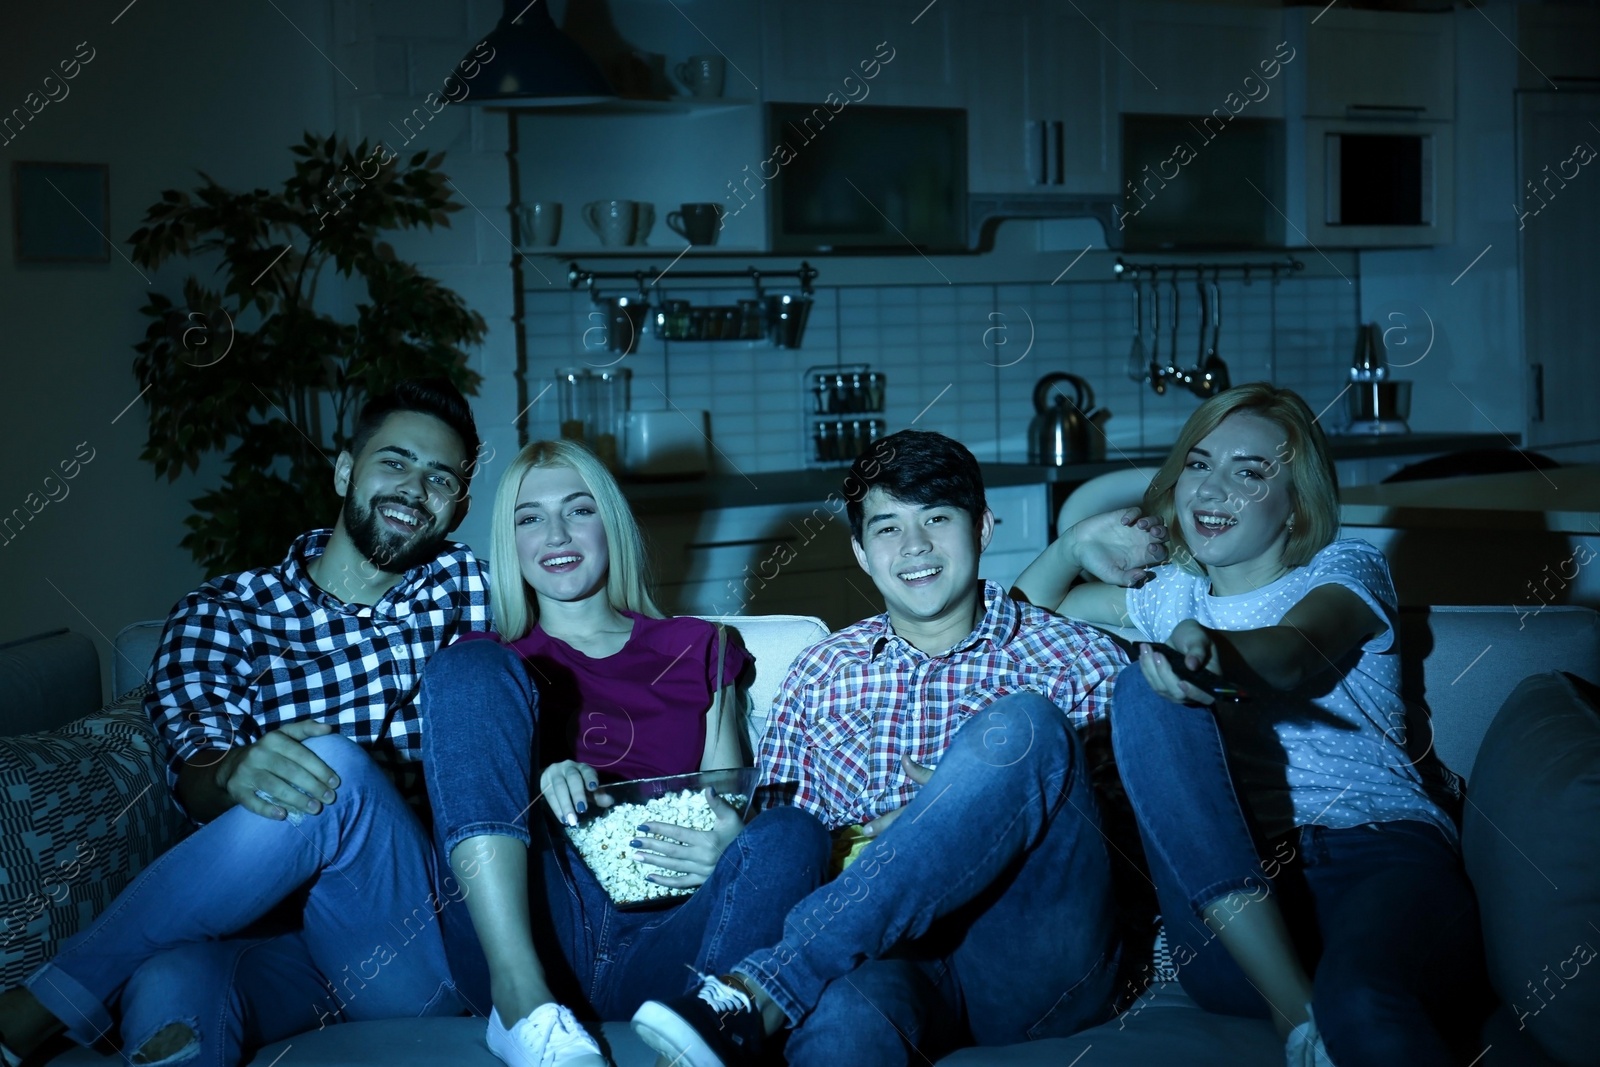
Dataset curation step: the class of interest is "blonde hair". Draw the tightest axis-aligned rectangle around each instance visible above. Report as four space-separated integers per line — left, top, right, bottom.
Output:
488 439 661 639
1145 382 1340 574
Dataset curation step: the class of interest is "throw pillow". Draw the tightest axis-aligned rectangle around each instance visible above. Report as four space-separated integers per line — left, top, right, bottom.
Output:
1462 671 1600 1067
0 687 191 988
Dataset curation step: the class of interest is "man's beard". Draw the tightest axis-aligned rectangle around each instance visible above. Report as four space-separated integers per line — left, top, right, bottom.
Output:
344 493 444 575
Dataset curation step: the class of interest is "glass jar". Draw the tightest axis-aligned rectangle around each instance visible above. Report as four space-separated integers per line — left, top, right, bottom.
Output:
591 369 630 470
738 299 763 340
658 299 691 341
556 368 592 444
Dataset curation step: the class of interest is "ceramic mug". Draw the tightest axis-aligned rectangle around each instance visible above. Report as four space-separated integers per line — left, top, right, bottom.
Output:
583 199 653 247
667 202 724 246
516 201 562 246
674 55 726 98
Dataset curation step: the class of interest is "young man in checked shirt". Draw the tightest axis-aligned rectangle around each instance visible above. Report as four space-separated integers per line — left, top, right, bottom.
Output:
633 430 1169 1067
0 379 492 1067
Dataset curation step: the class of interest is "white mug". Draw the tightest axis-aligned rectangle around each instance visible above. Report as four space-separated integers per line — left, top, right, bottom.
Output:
583 199 640 247
517 201 562 246
675 55 726 99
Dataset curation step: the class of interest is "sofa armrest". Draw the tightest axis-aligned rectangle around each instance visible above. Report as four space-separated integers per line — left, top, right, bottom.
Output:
0 629 102 736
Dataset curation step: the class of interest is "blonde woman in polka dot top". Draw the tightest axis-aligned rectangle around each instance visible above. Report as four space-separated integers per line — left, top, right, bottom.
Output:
1014 383 1486 1067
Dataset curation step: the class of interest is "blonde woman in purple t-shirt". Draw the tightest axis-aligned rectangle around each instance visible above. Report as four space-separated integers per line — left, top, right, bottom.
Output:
418 440 829 1067
1014 384 1487 1067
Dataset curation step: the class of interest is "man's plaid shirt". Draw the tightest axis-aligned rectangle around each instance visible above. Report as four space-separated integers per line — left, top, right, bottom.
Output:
756 580 1128 830
144 529 491 816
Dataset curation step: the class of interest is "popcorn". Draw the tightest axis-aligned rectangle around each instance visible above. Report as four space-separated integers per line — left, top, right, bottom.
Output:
564 788 748 905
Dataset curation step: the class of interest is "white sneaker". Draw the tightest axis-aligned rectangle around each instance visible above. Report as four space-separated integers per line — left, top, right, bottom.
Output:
487 1004 611 1067
1285 1005 1335 1067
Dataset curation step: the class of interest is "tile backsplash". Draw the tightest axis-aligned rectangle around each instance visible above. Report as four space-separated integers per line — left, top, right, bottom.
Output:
520 273 1359 474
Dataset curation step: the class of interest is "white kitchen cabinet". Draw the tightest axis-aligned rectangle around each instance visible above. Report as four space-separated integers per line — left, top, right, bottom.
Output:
1286 8 1454 120
645 499 865 629
1518 90 1600 451
758 0 959 108
963 0 1119 196
1117 1 1287 120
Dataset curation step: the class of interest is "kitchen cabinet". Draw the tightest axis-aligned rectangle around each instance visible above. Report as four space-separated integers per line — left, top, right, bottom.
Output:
758 0 959 108
1517 90 1600 451
645 499 865 630
1117 2 1287 120
963 0 1119 196
1516 5 1600 88
982 483 1052 590
1287 9 1454 120
642 483 1051 630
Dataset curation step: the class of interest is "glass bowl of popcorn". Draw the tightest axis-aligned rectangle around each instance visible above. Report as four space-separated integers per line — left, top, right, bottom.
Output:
563 768 759 908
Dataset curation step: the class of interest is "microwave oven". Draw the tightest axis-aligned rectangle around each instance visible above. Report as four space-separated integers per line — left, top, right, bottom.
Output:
765 103 968 253
1286 118 1454 247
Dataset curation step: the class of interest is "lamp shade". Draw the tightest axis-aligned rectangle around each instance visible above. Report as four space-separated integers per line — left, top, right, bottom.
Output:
459 0 613 106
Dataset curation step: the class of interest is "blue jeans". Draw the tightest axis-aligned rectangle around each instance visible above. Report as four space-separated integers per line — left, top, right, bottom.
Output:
1111 666 1489 1066
419 639 832 1020
25 734 462 1067
734 692 1120 1067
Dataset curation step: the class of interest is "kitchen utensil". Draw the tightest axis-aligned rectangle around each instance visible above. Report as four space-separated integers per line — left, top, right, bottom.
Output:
1191 273 1231 398
596 295 646 354
516 201 562 246
1028 372 1097 466
1166 271 1188 390
767 294 812 348
667 203 724 246
623 409 711 477
1126 275 1148 382
1346 380 1412 433
674 55 726 98
1150 275 1165 395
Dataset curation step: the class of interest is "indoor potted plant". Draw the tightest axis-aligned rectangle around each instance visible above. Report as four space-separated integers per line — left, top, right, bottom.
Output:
128 134 486 575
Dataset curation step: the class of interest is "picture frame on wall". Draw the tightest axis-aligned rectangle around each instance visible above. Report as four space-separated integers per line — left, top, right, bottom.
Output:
12 161 110 264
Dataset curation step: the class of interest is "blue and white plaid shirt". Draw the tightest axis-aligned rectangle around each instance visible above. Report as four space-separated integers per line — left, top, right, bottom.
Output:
144 529 492 816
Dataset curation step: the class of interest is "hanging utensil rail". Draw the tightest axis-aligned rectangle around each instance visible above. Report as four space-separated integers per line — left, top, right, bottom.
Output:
568 262 817 300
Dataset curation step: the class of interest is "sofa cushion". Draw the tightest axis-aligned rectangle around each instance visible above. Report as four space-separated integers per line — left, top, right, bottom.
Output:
939 983 1281 1066
1462 671 1600 1067
0 687 191 989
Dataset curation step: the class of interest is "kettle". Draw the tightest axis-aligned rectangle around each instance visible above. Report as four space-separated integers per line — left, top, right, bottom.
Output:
1028 373 1110 466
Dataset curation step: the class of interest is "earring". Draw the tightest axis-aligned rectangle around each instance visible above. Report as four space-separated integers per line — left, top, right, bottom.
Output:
1286 518 1296 532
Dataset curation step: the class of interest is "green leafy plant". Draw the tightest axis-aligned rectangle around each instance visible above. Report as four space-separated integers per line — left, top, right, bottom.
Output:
129 134 486 576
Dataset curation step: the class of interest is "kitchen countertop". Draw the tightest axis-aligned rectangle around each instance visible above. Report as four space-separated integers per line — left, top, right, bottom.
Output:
620 433 1510 514
1340 464 1600 534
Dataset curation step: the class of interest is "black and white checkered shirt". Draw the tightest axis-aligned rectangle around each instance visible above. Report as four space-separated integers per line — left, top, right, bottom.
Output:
144 529 492 816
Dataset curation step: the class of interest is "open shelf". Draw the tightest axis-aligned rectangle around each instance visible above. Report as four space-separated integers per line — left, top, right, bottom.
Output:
492 97 755 117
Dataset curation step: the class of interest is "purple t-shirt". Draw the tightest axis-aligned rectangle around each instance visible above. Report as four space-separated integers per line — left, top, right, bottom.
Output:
459 613 750 781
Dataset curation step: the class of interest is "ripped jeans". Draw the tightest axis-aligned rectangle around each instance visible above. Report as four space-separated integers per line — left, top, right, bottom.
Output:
23 735 464 1067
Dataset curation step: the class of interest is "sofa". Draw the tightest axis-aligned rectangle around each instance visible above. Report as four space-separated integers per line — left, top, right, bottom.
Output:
3 605 1598 1067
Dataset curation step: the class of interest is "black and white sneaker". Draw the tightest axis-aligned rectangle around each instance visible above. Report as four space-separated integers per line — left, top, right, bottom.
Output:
631 972 768 1067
